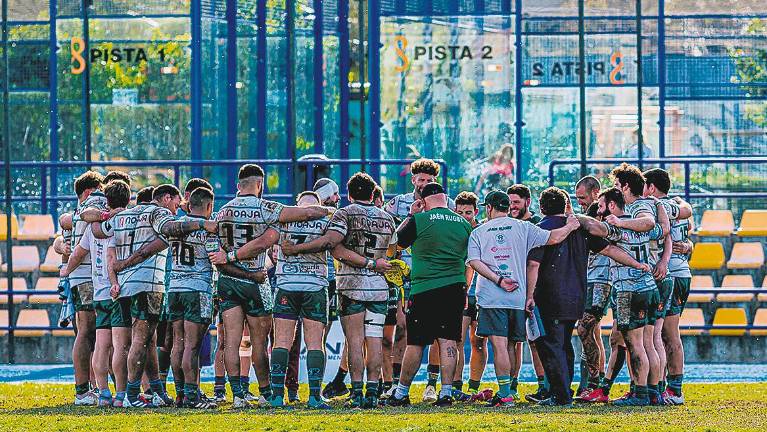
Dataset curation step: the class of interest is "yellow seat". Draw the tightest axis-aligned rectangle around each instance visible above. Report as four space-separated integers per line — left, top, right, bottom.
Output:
39 246 62 273
0 213 19 241
759 277 767 302
726 242 764 270
717 275 756 302
751 309 767 336
18 214 56 241
696 210 735 237
710 308 748 336
688 275 715 303
679 308 705 336
0 277 29 304
0 309 8 335
15 309 51 337
600 309 614 336
736 210 767 237
51 327 75 337
689 243 725 270
1 246 42 273
30 277 63 304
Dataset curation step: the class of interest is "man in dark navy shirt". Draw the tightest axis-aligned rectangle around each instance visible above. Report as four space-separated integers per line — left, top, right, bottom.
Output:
526 187 644 406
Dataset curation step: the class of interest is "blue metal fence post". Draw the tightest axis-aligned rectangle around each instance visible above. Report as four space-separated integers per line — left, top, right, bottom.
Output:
514 0 524 183
2 0 16 364
313 0 324 155
226 0 238 191
49 0 59 219
338 0 350 183
577 0 587 177
190 0 203 178
368 0 381 183
256 0 267 160
657 0 666 163
287 0 297 195
636 0 644 169
82 0 92 163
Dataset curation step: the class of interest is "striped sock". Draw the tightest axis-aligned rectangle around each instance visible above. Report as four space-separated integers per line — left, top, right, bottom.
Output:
127 380 141 399
394 382 410 399
214 375 226 393
184 383 199 402
392 363 402 386
149 379 165 396
259 385 272 399
173 375 185 399
228 375 243 399
668 374 683 395
365 381 378 399
497 375 511 398
306 350 325 403
536 375 545 392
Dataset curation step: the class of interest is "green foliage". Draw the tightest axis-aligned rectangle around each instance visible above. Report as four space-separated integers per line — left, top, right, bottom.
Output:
730 19 767 126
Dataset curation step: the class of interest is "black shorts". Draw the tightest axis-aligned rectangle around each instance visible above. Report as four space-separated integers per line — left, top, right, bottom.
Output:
406 283 464 346
463 295 478 321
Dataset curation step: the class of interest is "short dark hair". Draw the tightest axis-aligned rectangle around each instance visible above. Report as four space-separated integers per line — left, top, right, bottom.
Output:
184 178 213 195
74 171 103 198
152 184 181 201
455 191 479 209
136 186 155 204
506 184 531 200
576 175 600 194
296 191 321 204
238 164 265 180
372 185 384 203
539 187 567 216
643 168 671 194
104 180 131 209
347 172 377 202
599 187 625 210
188 187 214 211
410 158 440 176
103 170 131 187
610 163 645 197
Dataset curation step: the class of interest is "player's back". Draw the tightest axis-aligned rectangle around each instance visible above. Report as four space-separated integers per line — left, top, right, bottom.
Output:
168 214 215 293
663 196 692 277
69 191 109 286
277 216 331 291
215 194 284 279
329 203 396 301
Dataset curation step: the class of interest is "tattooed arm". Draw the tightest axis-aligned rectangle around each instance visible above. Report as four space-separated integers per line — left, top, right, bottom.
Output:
215 264 267 284
280 230 344 256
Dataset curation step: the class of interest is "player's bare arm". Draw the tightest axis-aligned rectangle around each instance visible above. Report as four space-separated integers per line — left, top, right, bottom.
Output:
575 214 609 237
599 244 651 272
606 212 655 232
78 206 124 223
107 246 120 299
59 245 88 277
208 228 279 265
215 263 267 284
59 212 73 231
525 259 540 313
113 237 168 273
655 233 673 280
656 199 672 237
278 205 330 223
672 196 693 219
468 259 518 292
159 219 218 237
330 244 391 272
53 235 71 256
280 230 344 256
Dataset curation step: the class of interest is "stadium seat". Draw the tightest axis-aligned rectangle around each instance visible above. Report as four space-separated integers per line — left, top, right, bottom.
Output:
736 210 767 237
17 214 55 241
0 309 7 336
0 246 42 273
710 308 748 336
750 309 767 336
0 213 19 241
688 275 715 303
30 278 62 304
51 326 75 337
0 277 29 304
679 308 705 336
716 275 756 302
689 243 725 271
39 246 62 273
14 309 51 337
696 210 735 237
600 309 613 336
726 242 765 270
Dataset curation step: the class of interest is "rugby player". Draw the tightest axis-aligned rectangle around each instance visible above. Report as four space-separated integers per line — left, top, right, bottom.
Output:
207 164 330 408
166 187 219 409
384 158 454 403
281 172 396 409
60 180 130 407
466 190 580 407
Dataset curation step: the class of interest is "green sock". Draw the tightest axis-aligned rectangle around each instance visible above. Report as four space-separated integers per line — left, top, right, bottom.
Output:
228 375 244 399
510 377 519 392
635 385 648 400
630 381 636 394
392 363 402 386
427 364 440 387
351 381 364 397
468 379 481 394
365 381 378 399
668 374 683 395
184 383 199 402
270 348 289 401
599 377 614 395
75 383 89 396
497 375 511 398
658 380 666 393
452 380 463 391
536 375 545 392
173 375 185 399
259 385 272 399
306 350 325 403
157 348 171 391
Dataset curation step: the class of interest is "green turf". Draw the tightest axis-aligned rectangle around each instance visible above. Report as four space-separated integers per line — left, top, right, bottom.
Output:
0 383 765 431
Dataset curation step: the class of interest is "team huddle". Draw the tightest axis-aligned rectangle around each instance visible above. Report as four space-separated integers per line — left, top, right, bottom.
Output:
55 157 693 410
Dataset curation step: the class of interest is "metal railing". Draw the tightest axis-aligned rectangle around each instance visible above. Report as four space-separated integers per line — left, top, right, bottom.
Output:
548 157 767 202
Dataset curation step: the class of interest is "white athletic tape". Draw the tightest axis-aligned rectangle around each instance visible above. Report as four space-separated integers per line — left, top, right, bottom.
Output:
314 179 339 203
364 310 385 338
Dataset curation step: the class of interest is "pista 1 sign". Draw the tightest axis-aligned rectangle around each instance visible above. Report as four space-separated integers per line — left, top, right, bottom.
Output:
70 37 171 75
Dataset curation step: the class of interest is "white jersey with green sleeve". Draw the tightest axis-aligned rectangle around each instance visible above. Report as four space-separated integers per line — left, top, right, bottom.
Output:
167 214 215 294
276 216 331 292
328 203 397 302
78 225 115 301
102 203 173 296
214 194 284 282
587 252 611 285
662 197 692 278
69 191 109 287
604 216 656 293
626 197 679 267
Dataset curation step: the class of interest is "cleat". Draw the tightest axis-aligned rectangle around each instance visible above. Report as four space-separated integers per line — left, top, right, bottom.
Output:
575 387 609 403
422 385 438 403
346 393 365 409
231 396 252 409
509 389 521 402
74 391 98 406
214 390 227 403
649 391 666 406
152 392 174 407
470 388 494 402
111 398 125 408
288 391 300 404
308 400 332 410
612 395 650 407
381 386 396 400
662 389 684 405
362 395 378 409
175 394 185 408
538 397 573 407
432 395 454 407
268 395 285 408
244 391 259 402
97 397 113 408
614 390 633 401
384 395 411 407
322 380 350 399
486 394 515 408
184 397 218 409
525 388 550 404
451 389 472 402
126 394 156 408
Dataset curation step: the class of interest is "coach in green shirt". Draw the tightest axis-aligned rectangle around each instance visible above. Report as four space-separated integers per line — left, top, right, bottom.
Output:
386 183 472 408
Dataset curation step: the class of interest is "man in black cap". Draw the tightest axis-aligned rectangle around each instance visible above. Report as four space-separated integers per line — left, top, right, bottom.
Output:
385 183 473 407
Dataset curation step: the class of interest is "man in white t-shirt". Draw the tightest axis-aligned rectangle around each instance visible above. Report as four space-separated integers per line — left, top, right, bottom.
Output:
466 190 579 408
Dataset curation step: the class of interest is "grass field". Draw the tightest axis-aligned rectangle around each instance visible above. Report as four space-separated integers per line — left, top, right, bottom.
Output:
1 383 765 431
